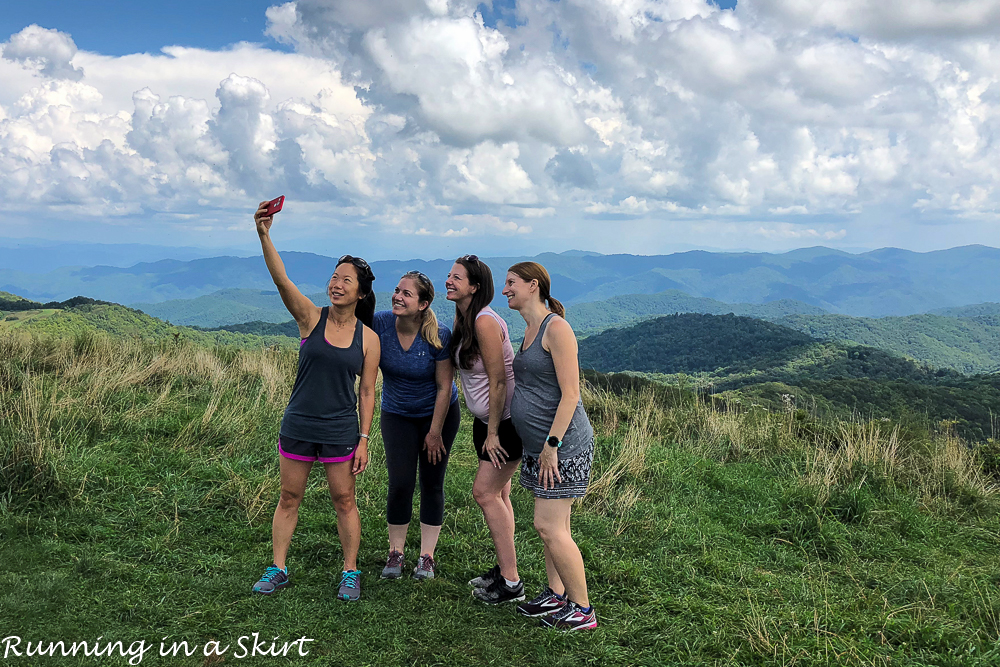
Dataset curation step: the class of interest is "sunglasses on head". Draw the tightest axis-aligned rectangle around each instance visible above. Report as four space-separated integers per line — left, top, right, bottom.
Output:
460 254 480 264
339 254 374 279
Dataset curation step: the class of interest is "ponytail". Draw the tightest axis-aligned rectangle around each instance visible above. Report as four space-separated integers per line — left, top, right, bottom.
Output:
420 308 443 350
546 296 565 318
356 292 375 328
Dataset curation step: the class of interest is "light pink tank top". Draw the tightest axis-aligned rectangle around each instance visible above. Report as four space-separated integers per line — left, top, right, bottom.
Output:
455 307 516 423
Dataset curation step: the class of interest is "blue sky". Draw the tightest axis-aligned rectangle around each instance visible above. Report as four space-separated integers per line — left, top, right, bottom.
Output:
0 1 283 56
0 0 997 260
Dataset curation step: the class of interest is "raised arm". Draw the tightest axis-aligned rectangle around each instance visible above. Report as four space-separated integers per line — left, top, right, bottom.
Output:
254 201 319 334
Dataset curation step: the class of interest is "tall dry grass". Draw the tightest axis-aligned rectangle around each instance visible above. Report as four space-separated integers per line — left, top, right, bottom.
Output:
1 330 297 507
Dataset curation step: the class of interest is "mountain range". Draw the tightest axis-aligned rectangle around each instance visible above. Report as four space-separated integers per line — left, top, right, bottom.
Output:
3 245 1000 318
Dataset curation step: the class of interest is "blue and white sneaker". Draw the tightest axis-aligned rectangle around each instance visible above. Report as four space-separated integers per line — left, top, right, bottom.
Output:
338 569 362 601
252 565 289 594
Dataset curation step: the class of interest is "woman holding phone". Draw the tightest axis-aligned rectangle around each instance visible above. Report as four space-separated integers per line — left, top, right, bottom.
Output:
373 271 460 581
445 255 524 604
503 261 597 631
250 200 380 603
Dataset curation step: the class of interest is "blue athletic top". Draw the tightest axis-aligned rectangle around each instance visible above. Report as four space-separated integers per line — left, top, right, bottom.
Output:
371 310 458 418
280 306 363 444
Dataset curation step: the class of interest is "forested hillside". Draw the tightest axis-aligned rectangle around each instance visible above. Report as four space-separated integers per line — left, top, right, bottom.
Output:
578 313 1000 441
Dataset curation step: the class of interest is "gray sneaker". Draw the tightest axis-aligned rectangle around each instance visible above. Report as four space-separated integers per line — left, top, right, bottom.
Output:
381 550 404 579
251 565 289 594
337 569 362 601
413 554 435 580
469 564 500 588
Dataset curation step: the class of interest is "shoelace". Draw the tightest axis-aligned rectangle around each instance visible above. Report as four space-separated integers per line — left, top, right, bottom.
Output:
261 566 285 582
341 570 360 588
419 556 435 572
387 552 404 567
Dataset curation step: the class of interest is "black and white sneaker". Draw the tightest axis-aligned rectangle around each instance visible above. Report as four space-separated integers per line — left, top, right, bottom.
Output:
468 564 500 588
516 587 567 617
473 577 525 604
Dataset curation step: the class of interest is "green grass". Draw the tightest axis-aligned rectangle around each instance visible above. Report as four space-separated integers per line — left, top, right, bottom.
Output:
2 331 1000 666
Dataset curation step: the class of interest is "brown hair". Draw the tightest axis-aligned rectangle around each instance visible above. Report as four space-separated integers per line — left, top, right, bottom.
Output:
450 256 495 370
507 261 565 318
401 271 443 350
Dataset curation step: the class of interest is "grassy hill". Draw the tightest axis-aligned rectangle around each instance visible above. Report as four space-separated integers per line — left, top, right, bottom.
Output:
1 297 295 349
2 331 999 666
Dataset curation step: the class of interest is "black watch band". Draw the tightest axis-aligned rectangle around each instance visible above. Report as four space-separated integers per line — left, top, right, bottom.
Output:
546 435 562 449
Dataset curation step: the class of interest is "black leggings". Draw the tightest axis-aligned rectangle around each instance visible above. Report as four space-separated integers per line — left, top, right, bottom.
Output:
381 401 461 526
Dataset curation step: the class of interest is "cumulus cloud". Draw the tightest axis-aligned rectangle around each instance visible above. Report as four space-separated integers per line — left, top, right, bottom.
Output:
2 25 84 80
2 1 999 249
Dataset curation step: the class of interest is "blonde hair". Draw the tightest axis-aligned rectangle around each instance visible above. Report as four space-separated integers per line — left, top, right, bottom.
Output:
507 261 565 318
402 271 443 350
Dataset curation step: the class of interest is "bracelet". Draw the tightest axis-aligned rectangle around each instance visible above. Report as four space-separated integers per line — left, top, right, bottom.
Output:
360 434 369 439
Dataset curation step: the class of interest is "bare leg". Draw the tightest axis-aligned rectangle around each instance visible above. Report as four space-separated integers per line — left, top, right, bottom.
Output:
472 459 521 581
388 523 409 554
419 523 442 558
534 498 589 607
324 461 361 572
272 457 313 570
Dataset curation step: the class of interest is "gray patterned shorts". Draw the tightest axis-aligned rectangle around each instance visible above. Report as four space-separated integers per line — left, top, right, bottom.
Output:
519 443 595 500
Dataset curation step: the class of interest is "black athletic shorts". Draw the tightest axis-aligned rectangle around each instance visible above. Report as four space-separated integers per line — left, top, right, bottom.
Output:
278 435 356 463
472 417 524 462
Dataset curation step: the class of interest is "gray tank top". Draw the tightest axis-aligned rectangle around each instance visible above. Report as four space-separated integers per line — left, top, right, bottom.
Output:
510 313 593 458
280 306 363 444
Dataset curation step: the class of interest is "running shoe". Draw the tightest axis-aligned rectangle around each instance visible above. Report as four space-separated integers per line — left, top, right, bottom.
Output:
413 554 435 580
251 565 289 594
516 587 566 617
337 569 362 601
473 577 525 604
541 601 597 631
381 550 404 579
469 564 500 588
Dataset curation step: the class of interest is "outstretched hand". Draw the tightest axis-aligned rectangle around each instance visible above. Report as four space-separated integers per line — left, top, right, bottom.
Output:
254 201 273 236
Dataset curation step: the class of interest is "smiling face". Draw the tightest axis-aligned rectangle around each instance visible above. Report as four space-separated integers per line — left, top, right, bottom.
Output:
329 262 361 306
501 271 535 311
445 262 477 304
392 276 428 317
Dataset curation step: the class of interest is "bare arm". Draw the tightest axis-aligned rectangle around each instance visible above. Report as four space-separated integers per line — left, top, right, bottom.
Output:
424 356 456 465
543 317 582 442
353 327 381 475
477 314 511 467
254 201 319 335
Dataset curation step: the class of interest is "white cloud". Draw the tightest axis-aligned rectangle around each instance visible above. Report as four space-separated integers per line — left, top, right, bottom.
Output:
2 1 1000 252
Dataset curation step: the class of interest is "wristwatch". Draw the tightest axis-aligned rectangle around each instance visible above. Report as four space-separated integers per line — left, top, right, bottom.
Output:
545 435 562 449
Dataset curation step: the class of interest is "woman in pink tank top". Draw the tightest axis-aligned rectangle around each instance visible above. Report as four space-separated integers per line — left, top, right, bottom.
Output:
446 255 526 605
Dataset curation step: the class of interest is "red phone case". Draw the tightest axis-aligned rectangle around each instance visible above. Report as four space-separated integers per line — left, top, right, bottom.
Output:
266 196 284 215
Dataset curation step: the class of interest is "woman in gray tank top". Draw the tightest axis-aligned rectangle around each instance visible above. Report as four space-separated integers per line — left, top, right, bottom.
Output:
249 200 381 603
503 261 597 631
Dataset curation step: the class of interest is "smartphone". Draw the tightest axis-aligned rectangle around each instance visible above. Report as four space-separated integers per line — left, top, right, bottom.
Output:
265 195 285 216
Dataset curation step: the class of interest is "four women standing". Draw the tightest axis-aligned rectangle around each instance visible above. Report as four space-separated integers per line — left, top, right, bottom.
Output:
251 201 596 629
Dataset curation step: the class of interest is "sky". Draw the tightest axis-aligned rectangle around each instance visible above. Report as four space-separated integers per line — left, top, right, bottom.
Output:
0 0 998 260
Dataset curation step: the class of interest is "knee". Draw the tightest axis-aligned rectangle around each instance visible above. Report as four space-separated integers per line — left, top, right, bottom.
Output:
533 517 559 543
278 488 302 512
472 481 496 508
330 488 357 513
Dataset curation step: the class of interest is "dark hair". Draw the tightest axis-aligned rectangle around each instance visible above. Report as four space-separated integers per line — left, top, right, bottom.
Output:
335 255 375 328
507 261 564 318
401 271 443 350
450 256 495 370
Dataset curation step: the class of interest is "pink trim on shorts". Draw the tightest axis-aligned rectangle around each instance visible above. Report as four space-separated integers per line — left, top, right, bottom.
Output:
278 438 317 462
300 339 307 347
